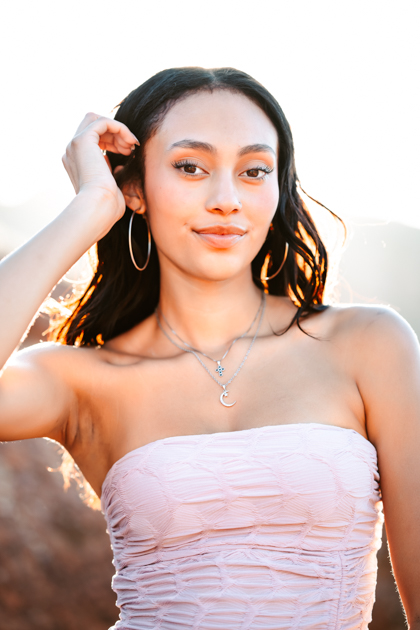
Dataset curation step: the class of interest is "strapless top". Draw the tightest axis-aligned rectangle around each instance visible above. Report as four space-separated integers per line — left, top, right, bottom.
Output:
101 422 384 630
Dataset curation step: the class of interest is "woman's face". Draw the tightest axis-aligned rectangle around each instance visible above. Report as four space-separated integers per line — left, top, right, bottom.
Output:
142 90 280 282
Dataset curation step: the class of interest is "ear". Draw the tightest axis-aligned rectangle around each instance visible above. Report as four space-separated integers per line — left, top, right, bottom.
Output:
121 181 146 214
113 167 146 214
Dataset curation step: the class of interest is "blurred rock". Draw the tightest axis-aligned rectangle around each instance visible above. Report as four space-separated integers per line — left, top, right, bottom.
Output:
0 439 118 629
370 532 407 630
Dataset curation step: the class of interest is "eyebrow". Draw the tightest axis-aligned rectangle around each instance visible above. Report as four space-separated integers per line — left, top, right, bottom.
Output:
168 140 276 157
169 140 215 153
238 143 276 157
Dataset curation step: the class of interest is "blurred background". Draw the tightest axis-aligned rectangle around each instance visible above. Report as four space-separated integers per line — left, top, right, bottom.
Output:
1 0 419 627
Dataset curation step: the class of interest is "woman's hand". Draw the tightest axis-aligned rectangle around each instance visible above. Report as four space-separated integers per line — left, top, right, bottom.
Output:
62 112 139 223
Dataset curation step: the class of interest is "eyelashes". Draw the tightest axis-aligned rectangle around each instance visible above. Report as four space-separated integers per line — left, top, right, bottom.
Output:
245 165 274 179
172 159 204 176
171 159 274 180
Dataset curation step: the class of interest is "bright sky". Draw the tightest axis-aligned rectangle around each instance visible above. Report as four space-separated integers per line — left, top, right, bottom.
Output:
1 0 419 232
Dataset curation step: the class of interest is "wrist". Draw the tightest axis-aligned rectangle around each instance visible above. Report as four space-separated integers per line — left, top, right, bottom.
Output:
55 194 119 253
77 185 122 215
66 187 124 240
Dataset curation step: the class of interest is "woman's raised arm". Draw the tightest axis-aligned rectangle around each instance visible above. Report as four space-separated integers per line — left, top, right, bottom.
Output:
0 113 138 443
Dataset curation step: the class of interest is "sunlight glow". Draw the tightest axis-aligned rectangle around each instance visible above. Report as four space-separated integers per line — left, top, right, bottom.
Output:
1 0 419 243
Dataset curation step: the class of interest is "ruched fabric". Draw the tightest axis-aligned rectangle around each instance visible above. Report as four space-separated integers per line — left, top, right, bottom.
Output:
101 423 384 629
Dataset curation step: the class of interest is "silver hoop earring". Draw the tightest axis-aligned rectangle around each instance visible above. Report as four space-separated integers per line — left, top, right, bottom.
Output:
260 242 289 285
128 211 151 271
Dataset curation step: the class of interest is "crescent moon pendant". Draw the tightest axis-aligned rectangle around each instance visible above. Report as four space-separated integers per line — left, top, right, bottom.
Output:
220 389 237 407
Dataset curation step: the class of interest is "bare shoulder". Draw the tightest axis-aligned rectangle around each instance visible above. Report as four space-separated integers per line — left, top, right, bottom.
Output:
5 342 106 384
313 302 418 348
326 303 420 428
317 304 420 450
296 303 420 390
7 340 102 374
339 303 420 381
265 297 418 357
331 304 418 349
0 341 105 444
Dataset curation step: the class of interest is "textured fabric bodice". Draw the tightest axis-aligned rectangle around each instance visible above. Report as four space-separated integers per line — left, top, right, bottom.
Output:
101 422 384 629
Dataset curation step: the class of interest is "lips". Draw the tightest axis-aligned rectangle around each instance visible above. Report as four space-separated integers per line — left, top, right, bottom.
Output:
193 225 247 249
195 225 246 236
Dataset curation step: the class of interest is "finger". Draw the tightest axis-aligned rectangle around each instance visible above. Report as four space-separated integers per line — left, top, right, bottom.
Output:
96 131 135 149
84 116 139 147
97 140 132 153
99 142 133 155
74 112 100 136
98 136 135 152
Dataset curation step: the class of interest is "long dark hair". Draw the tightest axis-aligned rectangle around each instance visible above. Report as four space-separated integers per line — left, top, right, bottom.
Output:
51 67 343 346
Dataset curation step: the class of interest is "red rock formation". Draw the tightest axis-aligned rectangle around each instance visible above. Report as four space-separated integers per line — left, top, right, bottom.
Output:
0 438 118 629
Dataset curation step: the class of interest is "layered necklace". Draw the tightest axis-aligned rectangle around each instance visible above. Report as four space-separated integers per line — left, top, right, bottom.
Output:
155 291 266 407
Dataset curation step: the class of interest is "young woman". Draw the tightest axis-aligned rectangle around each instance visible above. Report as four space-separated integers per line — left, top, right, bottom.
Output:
0 67 419 629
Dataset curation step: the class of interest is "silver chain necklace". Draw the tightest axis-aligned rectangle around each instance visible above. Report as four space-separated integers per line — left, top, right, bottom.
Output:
155 292 266 407
156 292 264 378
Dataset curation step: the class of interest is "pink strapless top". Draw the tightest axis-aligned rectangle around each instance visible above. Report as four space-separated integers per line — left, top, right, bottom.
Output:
101 422 384 630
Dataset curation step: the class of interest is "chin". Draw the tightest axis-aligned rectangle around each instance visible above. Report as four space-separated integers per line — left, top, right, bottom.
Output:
189 263 251 283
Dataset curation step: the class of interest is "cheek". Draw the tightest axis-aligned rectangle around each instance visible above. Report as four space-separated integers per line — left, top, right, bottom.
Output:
145 169 200 224
262 182 280 215
143 171 201 256
244 181 279 228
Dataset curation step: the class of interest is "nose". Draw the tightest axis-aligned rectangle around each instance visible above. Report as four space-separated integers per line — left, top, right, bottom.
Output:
205 170 242 215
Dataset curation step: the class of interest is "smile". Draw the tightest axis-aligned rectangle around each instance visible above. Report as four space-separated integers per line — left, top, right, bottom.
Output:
193 225 246 249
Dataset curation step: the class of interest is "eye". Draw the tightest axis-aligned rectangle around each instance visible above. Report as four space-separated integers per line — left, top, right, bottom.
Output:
242 166 274 180
172 159 206 176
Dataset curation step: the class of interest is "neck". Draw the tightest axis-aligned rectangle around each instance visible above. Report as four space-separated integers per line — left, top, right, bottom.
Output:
157 265 264 355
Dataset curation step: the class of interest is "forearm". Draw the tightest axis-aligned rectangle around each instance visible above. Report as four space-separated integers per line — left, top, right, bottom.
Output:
0 190 111 368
